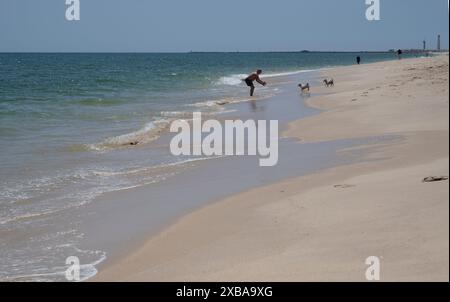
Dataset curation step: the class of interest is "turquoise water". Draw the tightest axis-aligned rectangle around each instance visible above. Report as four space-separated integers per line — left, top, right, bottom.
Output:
0 52 409 281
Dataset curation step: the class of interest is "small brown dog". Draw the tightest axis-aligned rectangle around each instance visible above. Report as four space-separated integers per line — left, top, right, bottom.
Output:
323 78 334 87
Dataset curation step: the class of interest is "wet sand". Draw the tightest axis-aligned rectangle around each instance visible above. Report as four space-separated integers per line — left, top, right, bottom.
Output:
94 55 449 281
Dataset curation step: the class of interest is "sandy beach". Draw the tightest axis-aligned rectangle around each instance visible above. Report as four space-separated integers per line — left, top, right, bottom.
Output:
2 0 449 285
94 55 449 282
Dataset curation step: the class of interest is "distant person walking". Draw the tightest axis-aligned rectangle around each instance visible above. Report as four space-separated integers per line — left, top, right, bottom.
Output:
397 49 403 60
356 56 361 65
244 69 266 97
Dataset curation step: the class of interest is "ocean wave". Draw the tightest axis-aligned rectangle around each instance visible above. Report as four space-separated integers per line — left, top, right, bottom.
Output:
215 69 318 86
160 111 193 118
93 155 225 178
0 153 226 226
189 100 223 108
87 119 171 151
215 74 248 86
1 246 106 282
263 69 317 78
189 97 251 109
0 170 94 205
0 209 61 225
164 155 226 167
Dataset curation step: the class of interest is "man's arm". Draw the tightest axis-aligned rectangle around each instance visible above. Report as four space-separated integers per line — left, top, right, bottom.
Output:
255 76 266 86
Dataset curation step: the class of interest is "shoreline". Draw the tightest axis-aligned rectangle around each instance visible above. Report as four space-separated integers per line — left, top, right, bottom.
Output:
84 67 358 280
5 59 362 282
94 55 449 281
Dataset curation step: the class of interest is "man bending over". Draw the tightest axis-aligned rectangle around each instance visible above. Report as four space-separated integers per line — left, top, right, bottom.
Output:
244 69 266 97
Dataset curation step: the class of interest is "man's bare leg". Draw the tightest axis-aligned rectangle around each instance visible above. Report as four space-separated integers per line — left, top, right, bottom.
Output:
250 86 255 97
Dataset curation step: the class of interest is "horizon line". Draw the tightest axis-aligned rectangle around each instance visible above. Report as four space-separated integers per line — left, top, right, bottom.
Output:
0 49 442 54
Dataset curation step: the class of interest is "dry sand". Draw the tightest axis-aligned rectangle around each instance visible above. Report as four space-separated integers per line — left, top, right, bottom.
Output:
95 55 449 282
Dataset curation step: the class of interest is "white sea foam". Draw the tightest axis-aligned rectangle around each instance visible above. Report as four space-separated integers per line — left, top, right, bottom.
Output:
189 96 256 109
160 111 194 118
0 153 227 226
164 155 226 167
1 248 107 282
87 119 171 151
189 100 222 108
216 69 318 86
216 74 248 86
263 69 317 78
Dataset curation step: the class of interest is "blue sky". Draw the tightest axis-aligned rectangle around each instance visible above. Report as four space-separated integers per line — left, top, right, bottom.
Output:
0 0 448 52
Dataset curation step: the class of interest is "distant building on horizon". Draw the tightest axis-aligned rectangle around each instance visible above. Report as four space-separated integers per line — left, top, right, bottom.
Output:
437 35 441 52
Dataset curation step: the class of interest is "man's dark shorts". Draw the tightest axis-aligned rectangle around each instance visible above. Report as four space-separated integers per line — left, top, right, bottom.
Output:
245 79 254 87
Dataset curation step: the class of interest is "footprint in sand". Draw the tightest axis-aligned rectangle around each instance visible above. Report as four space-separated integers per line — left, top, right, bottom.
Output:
351 98 358 102
334 184 356 189
422 176 448 183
